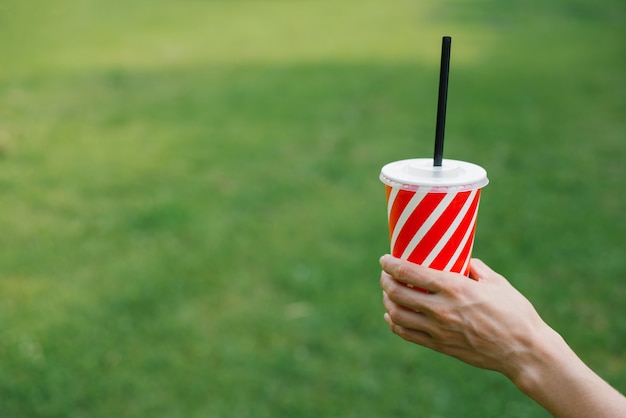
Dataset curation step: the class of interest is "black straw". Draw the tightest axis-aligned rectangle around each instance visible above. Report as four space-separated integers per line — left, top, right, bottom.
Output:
434 36 452 167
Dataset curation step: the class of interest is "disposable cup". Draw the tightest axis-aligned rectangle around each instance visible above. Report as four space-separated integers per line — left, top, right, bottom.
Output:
380 158 488 277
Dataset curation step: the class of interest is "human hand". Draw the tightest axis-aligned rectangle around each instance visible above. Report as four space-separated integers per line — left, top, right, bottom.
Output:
380 255 626 418
379 254 552 381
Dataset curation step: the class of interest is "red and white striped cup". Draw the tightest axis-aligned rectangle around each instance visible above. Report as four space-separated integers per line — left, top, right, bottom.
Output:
380 158 488 276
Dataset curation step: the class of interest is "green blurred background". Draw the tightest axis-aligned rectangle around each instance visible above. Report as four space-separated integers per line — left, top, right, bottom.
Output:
0 0 624 416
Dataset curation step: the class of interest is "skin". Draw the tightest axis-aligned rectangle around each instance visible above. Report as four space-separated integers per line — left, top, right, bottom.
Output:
380 254 626 418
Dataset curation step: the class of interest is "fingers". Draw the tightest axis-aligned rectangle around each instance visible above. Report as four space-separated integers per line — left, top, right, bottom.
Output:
379 254 449 293
380 271 434 313
384 313 433 347
382 290 431 328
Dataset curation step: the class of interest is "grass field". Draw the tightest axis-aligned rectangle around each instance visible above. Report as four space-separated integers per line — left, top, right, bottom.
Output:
1 1 625 417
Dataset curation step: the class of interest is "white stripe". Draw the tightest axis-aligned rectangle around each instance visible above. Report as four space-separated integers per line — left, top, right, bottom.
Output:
389 191 426 253
400 192 456 260
444 199 480 272
386 188 400 253
460 242 474 275
421 189 478 267
459 199 481 275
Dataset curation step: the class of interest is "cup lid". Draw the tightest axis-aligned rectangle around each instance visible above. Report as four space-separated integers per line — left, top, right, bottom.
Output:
380 158 488 192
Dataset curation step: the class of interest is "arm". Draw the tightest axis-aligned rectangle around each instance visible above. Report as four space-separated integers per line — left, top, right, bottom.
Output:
379 254 626 418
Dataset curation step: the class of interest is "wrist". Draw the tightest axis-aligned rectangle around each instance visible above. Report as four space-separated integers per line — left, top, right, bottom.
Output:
507 324 571 397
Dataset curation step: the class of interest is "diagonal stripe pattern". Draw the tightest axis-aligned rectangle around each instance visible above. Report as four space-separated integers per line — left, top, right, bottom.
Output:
385 186 482 276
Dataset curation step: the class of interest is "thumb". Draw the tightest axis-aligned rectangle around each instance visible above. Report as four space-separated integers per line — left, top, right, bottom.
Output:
468 258 500 282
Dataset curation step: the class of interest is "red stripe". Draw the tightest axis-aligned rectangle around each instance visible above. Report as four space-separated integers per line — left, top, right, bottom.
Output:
428 191 480 271
385 186 393 240
388 189 415 237
451 223 477 275
392 193 446 258
407 191 472 264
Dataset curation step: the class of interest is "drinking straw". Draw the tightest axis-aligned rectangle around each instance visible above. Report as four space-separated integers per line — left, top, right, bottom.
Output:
433 36 452 167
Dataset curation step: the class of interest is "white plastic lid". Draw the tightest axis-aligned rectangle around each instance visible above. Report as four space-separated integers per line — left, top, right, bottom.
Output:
380 158 488 192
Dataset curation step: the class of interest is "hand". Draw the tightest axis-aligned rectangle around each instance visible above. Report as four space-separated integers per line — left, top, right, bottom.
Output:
379 255 626 418
379 254 550 380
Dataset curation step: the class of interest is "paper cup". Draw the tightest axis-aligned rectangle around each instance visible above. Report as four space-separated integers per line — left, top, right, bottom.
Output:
380 158 488 276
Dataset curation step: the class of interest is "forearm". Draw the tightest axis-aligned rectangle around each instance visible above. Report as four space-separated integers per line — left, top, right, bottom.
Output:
379 256 626 417
510 326 626 418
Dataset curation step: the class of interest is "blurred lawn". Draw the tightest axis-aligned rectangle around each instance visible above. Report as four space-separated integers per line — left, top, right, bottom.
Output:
0 0 624 417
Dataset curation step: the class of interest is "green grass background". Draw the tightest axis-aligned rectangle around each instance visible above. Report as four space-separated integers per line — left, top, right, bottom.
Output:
1 0 624 416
